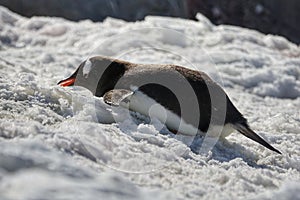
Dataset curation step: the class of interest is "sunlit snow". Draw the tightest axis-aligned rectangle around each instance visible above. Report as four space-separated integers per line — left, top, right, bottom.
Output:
0 6 299 200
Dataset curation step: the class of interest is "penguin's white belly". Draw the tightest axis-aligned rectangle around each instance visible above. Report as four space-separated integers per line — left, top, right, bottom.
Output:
120 90 235 137
206 124 235 138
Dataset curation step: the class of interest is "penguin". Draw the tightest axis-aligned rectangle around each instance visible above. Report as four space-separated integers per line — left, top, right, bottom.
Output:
58 56 281 154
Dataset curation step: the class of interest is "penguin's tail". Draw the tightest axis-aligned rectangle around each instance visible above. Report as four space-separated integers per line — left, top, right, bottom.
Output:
233 122 281 154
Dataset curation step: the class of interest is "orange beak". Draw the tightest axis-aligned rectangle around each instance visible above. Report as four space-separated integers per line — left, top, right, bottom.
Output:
58 77 76 87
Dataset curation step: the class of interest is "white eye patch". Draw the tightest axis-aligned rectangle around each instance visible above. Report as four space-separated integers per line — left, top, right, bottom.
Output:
82 58 92 78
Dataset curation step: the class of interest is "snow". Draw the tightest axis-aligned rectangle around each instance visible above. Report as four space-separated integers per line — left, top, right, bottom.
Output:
0 6 300 200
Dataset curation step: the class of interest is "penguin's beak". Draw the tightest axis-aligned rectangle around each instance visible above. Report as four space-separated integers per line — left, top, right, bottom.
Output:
57 77 76 87
58 65 80 87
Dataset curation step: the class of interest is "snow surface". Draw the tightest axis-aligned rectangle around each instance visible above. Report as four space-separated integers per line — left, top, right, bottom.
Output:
0 6 300 200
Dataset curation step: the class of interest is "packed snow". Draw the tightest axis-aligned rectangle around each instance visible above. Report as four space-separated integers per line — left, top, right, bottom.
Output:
0 6 300 200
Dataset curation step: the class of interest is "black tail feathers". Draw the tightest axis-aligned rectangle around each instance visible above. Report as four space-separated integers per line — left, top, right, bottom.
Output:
233 122 281 154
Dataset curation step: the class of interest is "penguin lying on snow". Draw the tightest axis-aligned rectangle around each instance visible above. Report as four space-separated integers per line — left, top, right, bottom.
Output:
58 56 281 154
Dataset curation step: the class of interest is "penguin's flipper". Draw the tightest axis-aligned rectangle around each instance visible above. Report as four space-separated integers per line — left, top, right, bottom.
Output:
103 89 133 107
233 123 281 154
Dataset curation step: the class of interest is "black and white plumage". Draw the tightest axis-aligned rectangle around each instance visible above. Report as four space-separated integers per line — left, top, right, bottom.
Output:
58 56 281 154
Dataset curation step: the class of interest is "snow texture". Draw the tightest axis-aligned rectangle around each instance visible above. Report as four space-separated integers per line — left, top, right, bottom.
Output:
0 6 299 200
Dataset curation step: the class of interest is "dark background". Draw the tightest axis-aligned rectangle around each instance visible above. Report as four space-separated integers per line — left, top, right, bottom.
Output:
1 0 299 44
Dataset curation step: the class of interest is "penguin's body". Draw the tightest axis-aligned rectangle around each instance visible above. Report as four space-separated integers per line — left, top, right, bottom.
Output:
58 56 281 154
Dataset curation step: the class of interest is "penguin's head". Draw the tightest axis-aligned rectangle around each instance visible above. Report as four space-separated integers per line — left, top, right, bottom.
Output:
57 56 127 96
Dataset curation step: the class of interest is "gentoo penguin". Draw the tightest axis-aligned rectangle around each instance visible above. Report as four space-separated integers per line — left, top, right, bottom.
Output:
58 56 281 154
